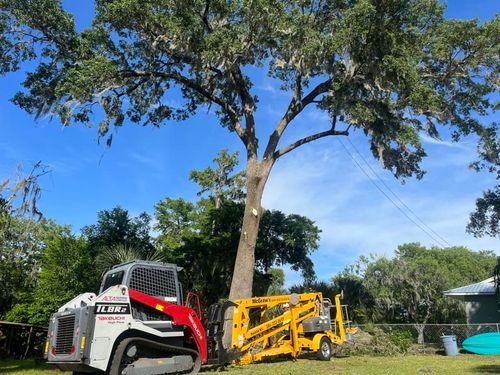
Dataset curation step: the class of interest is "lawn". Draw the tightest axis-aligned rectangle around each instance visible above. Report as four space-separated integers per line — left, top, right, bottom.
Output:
1 355 498 375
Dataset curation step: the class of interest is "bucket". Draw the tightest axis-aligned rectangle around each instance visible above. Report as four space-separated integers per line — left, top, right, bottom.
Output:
441 335 459 356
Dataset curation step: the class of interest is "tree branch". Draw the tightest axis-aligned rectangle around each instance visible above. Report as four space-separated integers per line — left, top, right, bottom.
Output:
230 67 257 154
120 69 246 143
263 78 332 160
274 115 348 159
274 128 348 159
200 0 213 32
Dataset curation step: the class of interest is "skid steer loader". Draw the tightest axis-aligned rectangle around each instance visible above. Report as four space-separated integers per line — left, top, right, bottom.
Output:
45 261 206 374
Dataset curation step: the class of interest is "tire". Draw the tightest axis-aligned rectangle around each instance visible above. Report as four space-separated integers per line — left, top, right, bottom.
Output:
316 336 332 361
109 338 135 375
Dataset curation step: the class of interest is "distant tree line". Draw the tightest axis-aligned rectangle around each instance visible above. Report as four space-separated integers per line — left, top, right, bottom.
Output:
291 243 497 328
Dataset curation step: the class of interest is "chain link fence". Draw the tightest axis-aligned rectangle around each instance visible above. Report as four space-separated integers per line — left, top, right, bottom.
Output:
357 323 500 346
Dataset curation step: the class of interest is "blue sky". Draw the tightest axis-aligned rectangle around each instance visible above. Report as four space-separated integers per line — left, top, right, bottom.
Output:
1 1 498 286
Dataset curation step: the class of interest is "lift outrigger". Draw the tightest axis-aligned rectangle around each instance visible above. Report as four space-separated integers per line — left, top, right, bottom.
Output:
207 292 346 366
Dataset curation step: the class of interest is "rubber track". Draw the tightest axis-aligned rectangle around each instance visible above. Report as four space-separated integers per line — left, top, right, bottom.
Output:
109 337 201 375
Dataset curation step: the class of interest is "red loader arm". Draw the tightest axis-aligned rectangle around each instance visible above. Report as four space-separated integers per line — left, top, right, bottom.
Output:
128 288 208 363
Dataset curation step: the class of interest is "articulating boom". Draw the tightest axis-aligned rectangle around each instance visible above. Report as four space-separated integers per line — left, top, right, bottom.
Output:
207 292 346 365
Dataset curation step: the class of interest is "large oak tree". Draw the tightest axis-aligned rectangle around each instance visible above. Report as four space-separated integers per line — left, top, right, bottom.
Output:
1 0 498 299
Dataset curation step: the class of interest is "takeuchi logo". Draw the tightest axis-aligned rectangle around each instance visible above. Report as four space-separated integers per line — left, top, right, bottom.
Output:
188 313 203 340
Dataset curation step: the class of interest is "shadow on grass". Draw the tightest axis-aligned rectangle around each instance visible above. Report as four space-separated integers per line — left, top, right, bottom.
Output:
472 365 500 373
0 360 54 373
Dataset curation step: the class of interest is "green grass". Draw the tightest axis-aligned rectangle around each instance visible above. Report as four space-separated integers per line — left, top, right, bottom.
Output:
1 355 499 375
0 359 64 375
227 355 500 374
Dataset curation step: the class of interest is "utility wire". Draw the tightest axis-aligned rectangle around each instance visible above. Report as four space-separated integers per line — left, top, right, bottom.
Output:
337 138 450 248
345 137 451 247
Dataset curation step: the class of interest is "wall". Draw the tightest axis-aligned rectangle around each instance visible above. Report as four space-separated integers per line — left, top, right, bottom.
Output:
465 295 500 324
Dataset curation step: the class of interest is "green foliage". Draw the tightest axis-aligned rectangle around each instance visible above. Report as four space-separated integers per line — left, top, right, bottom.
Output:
387 330 414 353
289 280 336 299
82 206 156 258
95 243 166 275
3 207 162 324
0 216 50 318
364 256 444 324
331 272 378 323
467 186 500 237
155 198 196 252
156 197 320 306
341 327 402 356
189 149 245 208
300 243 497 325
11 228 98 325
265 268 287 296
155 152 320 305
4 1 496 152
292 271 378 324
364 322 376 335
363 243 496 324
1 0 497 224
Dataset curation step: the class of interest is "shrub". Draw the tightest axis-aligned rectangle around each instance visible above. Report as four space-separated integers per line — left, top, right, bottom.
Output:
364 322 376 334
337 328 401 356
388 330 414 353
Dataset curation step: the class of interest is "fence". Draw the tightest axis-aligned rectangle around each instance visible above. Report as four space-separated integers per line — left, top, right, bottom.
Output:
0 321 47 359
357 323 500 346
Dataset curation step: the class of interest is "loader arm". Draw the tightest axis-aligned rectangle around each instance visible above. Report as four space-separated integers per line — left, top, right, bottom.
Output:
128 288 208 363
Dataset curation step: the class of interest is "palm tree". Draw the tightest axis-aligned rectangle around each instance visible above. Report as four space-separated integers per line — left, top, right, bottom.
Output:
95 243 166 273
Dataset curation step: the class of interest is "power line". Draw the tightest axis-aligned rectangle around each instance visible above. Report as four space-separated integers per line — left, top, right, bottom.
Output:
337 138 450 248
345 137 451 247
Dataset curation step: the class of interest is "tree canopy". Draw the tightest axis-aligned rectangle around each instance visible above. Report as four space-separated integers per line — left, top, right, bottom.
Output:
7 227 97 325
322 243 497 325
82 206 156 258
1 0 498 298
0 215 49 317
467 186 500 238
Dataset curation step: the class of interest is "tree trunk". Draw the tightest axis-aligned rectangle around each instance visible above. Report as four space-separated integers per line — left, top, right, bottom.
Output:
222 158 271 348
229 158 272 300
415 324 425 345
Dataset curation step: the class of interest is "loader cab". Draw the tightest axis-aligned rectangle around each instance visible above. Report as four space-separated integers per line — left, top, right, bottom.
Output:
100 260 183 305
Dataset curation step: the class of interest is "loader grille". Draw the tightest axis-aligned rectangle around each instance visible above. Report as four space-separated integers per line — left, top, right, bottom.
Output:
129 267 178 301
55 314 75 355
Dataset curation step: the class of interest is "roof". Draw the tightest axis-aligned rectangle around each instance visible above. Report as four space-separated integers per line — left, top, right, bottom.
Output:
444 277 496 297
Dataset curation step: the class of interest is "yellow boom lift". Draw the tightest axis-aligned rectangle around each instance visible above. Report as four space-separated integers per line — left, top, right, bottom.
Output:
206 292 346 365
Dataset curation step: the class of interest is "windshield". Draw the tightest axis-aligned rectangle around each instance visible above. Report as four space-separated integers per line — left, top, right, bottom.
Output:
101 270 125 292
